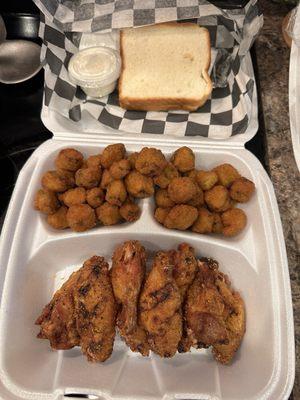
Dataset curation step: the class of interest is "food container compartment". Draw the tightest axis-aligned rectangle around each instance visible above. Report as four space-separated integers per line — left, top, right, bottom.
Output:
0 139 294 400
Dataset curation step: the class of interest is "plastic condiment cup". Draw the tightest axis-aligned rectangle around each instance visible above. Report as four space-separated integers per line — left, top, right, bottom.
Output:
68 46 121 98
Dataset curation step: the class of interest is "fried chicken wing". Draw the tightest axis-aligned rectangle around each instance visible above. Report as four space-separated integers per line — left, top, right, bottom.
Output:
111 241 149 356
35 270 80 350
74 256 117 362
170 243 198 353
182 258 245 364
171 243 198 299
212 271 246 365
182 259 229 352
139 251 182 357
36 241 245 365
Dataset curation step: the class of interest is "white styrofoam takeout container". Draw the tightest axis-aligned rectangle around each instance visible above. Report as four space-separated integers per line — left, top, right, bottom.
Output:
0 54 295 400
289 40 300 172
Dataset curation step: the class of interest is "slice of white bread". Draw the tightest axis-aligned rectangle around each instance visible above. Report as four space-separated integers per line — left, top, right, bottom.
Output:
119 22 212 112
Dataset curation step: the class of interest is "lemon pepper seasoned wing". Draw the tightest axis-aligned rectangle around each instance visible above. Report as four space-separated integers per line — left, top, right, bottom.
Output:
182 259 229 351
111 241 149 356
183 258 245 364
212 271 246 365
74 256 117 362
171 243 198 299
139 251 182 357
35 270 80 350
170 243 198 353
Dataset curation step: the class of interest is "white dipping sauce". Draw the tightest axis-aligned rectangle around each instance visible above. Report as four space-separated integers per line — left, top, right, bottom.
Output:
68 46 121 98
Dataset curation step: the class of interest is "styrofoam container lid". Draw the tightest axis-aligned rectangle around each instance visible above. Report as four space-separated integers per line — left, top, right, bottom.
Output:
288 5 300 171
68 46 121 88
289 41 300 172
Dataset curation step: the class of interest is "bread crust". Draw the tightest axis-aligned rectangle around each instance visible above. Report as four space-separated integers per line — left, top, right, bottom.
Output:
119 22 212 112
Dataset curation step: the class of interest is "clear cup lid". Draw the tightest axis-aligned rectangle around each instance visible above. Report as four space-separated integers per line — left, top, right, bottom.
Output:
68 46 121 87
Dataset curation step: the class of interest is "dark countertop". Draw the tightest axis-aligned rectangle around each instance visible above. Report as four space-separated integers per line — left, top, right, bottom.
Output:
256 1 300 398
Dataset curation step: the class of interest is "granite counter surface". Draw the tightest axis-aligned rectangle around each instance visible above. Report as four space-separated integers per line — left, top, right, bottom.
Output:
256 1 300 398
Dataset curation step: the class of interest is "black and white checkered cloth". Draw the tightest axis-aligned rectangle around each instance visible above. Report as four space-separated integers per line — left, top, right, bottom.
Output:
35 0 263 138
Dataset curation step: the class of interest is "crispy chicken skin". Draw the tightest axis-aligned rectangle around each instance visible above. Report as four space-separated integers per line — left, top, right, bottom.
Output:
181 258 228 352
170 243 198 354
139 251 182 357
36 243 245 364
181 258 245 364
74 256 117 362
171 243 198 299
111 241 150 356
35 270 80 350
212 271 246 364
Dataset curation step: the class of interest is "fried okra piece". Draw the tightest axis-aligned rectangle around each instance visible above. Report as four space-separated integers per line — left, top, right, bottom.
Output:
170 146 195 173
119 201 141 222
212 212 223 234
168 177 198 204
100 169 114 189
86 154 102 170
153 162 179 189
75 167 101 189
57 169 76 188
105 180 127 206
184 169 198 182
47 206 69 229
164 205 198 230
204 185 231 212
154 207 171 225
109 159 131 180
213 164 240 188
55 148 84 172
127 152 138 169
125 171 154 198
59 187 86 207
221 208 247 237
101 143 126 169
34 189 60 214
196 170 218 191
42 170 75 192
86 187 105 208
229 177 255 203
135 147 167 177
191 207 214 234
155 188 175 208
187 185 204 207
96 202 121 226
67 204 96 232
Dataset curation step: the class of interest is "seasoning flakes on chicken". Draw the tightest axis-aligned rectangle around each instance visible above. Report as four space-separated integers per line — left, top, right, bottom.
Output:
183 258 245 364
111 241 150 356
35 270 80 350
74 256 117 362
139 251 182 357
212 267 246 365
170 243 198 353
36 242 245 365
171 243 198 299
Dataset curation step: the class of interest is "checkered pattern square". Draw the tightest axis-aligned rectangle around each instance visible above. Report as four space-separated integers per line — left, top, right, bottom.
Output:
35 0 263 138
